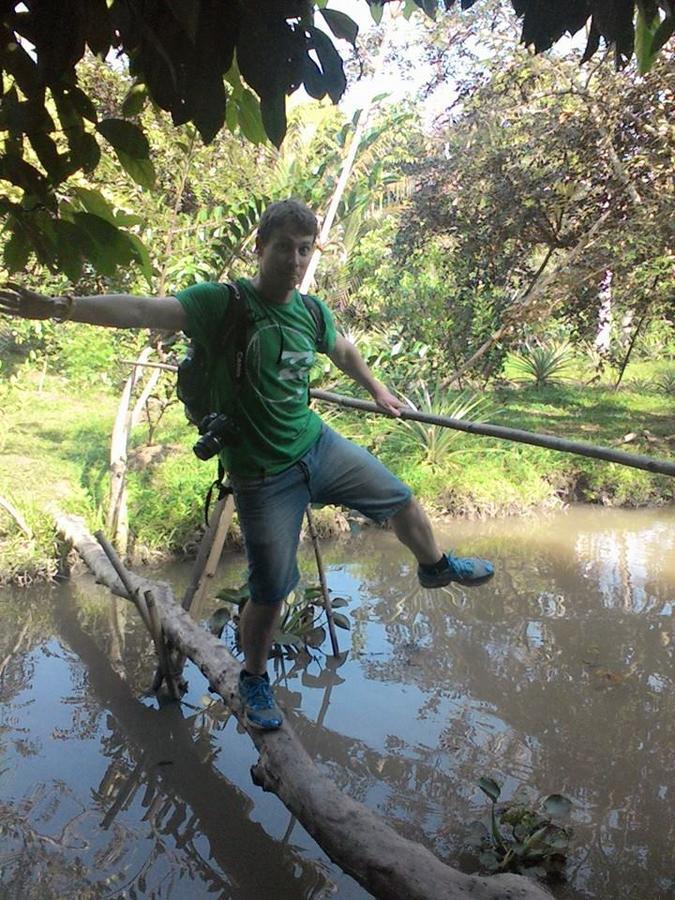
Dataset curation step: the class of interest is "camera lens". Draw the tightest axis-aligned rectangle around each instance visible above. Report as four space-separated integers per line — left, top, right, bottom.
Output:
193 431 223 460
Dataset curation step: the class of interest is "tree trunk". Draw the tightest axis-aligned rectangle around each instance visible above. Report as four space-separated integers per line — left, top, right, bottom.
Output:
107 346 154 554
54 510 552 900
593 269 613 355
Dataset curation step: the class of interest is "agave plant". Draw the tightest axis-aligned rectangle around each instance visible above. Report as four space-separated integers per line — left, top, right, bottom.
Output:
655 370 675 396
398 381 496 469
509 340 575 389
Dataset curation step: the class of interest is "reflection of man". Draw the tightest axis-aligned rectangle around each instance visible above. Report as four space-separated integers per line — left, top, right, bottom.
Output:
1 199 494 731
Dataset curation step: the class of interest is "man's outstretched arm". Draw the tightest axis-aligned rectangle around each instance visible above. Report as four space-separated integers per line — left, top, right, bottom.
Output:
0 284 186 331
327 333 405 417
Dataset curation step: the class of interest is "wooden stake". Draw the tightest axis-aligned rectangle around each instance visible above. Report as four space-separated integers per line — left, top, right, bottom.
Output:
95 530 152 633
145 590 181 701
305 505 340 657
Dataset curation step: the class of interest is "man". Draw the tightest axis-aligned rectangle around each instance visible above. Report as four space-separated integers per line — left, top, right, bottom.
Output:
0 198 493 730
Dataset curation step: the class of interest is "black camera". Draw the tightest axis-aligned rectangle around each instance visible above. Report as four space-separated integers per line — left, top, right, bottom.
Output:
193 413 241 460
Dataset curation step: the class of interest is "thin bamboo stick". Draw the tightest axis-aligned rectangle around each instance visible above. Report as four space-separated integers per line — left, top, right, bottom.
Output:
305 506 340 657
95 530 153 632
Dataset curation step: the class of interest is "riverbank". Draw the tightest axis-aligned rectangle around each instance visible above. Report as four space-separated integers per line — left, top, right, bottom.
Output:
1 370 672 584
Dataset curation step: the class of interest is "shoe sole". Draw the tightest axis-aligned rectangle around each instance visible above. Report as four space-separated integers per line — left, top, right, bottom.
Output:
245 713 283 731
419 570 495 589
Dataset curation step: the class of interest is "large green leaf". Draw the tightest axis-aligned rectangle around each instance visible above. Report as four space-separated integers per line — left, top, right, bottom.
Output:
237 89 267 144
127 233 154 286
71 186 116 224
71 211 137 276
3 227 31 273
53 218 88 282
166 0 200 42
543 794 572 818
320 8 359 44
28 133 65 182
260 92 287 148
122 83 148 117
116 150 156 189
67 131 101 174
96 118 150 158
308 26 347 104
66 85 98 123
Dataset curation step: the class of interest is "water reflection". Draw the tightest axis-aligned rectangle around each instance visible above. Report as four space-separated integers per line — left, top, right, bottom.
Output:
0 506 673 899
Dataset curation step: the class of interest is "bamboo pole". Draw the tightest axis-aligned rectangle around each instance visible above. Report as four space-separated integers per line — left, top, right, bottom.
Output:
181 493 234 613
304 505 340 657
310 390 675 478
119 361 674 476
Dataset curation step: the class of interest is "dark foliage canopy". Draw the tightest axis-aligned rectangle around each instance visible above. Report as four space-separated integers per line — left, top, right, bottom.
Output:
0 0 672 280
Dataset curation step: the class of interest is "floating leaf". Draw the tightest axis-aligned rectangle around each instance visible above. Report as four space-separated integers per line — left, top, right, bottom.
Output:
465 819 489 848
275 632 302 647
304 626 326 648
543 794 572 818
216 585 250 605
330 597 349 608
207 606 230 637
332 612 351 630
325 650 349 670
478 776 501 804
478 849 500 872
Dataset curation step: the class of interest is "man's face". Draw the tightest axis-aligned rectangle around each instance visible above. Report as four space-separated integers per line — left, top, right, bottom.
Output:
256 224 315 294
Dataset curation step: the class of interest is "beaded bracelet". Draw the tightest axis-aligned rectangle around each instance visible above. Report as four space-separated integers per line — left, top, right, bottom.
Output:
54 293 76 322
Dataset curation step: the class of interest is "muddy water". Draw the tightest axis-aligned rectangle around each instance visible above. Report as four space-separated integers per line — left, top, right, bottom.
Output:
0 506 672 899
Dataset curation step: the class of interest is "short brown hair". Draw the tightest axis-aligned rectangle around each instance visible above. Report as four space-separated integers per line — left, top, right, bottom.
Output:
257 199 318 247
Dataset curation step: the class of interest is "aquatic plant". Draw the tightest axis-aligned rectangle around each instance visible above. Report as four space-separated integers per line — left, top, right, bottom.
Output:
212 582 350 654
468 776 573 879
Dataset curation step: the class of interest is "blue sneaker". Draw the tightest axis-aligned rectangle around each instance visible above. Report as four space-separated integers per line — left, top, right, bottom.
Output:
238 671 283 730
418 552 494 588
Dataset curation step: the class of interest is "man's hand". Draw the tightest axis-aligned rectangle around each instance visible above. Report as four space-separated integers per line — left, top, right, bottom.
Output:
0 283 61 320
371 384 406 417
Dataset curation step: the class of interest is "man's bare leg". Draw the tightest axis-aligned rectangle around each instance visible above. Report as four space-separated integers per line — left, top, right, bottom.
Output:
390 496 442 564
390 495 494 587
238 599 284 729
239 600 281 675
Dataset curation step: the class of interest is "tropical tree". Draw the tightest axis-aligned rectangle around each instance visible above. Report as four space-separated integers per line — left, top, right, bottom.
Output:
1 1 671 278
389 3 674 380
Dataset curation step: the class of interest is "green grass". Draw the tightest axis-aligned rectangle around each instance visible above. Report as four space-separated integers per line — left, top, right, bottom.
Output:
1 361 672 582
0 371 114 581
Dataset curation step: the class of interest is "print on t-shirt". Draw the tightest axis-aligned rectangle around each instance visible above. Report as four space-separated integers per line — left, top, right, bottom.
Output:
246 324 315 404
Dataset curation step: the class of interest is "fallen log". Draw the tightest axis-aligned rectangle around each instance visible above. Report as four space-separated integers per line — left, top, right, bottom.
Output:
54 510 552 900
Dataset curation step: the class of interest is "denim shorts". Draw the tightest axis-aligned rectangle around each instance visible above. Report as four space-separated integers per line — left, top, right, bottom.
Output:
230 424 412 605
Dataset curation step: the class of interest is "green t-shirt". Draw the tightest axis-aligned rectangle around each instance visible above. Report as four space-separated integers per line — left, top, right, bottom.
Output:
175 277 337 477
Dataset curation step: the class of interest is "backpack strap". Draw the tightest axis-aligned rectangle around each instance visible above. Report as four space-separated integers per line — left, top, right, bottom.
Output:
205 281 249 524
300 293 326 348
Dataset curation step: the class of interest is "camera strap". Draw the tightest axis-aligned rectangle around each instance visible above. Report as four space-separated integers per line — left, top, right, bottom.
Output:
204 282 248 526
